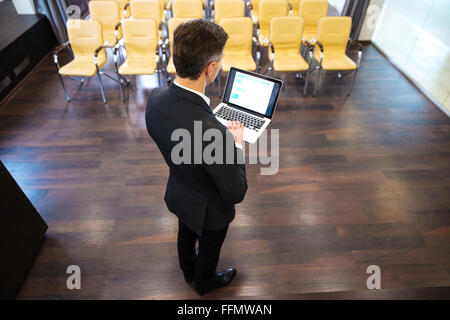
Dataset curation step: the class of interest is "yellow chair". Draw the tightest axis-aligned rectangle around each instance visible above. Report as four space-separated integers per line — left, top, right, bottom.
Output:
257 0 290 47
267 16 309 82
129 0 165 40
299 0 328 44
249 0 292 24
93 0 130 19
115 19 163 94
219 17 258 72
214 0 245 24
54 19 110 103
89 0 122 47
165 17 191 76
304 16 363 96
126 0 167 23
172 0 204 18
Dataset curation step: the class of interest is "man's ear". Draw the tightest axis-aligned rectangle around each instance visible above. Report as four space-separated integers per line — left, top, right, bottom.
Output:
205 61 216 76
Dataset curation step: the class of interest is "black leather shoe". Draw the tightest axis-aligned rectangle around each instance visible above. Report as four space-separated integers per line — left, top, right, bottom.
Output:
196 267 237 295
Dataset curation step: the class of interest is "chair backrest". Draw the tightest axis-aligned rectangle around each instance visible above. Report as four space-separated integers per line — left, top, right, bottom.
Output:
299 0 328 37
122 19 158 58
251 0 261 19
168 17 192 46
172 0 203 18
220 17 253 56
291 0 302 15
130 0 161 25
270 16 303 53
89 0 121 45
258 0 289 36
214 0 245 23
66 19 106 61
316 16 351 56
92 0 130 19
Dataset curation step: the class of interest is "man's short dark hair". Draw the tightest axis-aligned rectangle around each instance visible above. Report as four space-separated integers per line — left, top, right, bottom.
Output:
173 19 228 80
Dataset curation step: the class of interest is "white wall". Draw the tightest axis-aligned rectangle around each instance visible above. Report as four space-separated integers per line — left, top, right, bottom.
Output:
12 0 36 14
372 0 450 114
328 0 346 14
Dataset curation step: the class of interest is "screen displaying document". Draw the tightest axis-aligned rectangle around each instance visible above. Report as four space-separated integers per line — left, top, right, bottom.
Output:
228 71 275 115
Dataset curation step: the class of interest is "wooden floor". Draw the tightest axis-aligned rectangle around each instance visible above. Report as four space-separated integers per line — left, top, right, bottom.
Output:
1 45 449 299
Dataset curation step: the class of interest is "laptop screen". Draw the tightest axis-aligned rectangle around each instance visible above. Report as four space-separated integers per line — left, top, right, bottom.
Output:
222 67 283 118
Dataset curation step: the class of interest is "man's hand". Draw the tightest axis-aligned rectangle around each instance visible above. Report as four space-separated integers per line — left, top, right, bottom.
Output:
227 121 244 146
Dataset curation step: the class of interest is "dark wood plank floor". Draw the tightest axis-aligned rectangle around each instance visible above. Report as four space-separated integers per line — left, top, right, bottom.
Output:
1 45 449 299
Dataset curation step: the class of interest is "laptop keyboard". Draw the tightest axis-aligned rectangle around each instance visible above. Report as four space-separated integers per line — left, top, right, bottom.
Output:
216 106 266 131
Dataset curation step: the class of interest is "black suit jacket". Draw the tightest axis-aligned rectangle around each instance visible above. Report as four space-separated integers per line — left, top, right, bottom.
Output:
145 84 248 235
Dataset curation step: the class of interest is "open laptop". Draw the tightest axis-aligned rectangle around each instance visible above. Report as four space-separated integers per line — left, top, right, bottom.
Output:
213 67 283 144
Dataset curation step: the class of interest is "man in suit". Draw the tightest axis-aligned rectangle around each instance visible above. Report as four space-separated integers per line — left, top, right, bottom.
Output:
145 19 248 295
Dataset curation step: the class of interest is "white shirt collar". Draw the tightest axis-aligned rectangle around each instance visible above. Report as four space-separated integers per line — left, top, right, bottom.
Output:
174 79 210 106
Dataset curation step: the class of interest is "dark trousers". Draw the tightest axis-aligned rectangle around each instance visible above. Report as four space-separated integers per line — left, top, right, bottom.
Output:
177 220 229 292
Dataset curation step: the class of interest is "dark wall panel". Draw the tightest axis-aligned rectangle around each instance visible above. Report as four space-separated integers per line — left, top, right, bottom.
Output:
0 1 56 102
0 161 48 299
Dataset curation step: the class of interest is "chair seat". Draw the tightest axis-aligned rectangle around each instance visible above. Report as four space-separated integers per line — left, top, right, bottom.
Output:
222 54 256 72
118 57 157 75
59 56 107 77
314 52 357 70
269 52 309 72
167 56 176 74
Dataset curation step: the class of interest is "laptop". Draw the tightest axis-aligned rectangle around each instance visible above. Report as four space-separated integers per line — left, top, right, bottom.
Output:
213 67 283 144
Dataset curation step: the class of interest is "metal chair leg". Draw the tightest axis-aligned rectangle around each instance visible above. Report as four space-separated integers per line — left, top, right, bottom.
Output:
119 47 125 64
348 69 358 96
157 64 161 87
114 52 125 101
58 74 71 102
256 50 261 73
303 68 311 96
161 52 168 80
117 72 124 102
303 49 313 96
96 70 107 104
313 66 321 97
